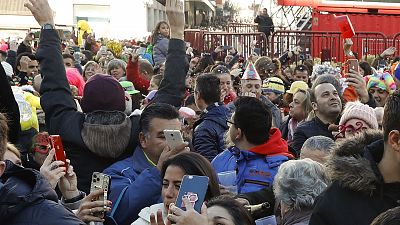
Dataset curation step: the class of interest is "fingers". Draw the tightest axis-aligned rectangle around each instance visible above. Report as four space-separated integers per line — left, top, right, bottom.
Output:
43 148 55 166
200 203 207 215
150 213 157 225
86 189 105 200
182 197 194 210
156 210 164 225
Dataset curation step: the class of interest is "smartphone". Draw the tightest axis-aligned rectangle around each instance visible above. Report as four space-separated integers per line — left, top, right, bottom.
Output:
175 175 209 213
90 172 111 217
49 135 68 168
347 59 359 73
163 130 184 149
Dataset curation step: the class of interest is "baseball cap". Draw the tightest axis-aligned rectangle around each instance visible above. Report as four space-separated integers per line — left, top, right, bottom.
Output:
120 81 140 95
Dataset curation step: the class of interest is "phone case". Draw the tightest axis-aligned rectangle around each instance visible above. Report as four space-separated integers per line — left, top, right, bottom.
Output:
175 175 209 213
347 59 359 73
90 172 111 217
49 135 68 168
163 130 184 149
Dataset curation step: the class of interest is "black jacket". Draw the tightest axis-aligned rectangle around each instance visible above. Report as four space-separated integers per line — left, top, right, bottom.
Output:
291 116 334 156
6 50 17 71
310 130 400 225
37 29 188 193
17 41 33 56
0 161 84 225
254 15 274 36
0 63 20 144
192 103 230 161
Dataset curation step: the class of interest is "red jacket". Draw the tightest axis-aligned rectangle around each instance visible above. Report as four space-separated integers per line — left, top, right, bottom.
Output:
126 56 150 94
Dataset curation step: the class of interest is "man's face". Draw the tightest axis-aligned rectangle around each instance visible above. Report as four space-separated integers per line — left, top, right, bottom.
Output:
26 60 39 76
313 83 342 118
241 80 262 99
262 9 268 15
63 58 74 68
225 55 234 64
140 118 181 163
369 87 389 107
293 70 309 84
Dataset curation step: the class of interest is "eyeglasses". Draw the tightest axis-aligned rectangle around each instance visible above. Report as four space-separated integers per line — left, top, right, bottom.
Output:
226 119 236 127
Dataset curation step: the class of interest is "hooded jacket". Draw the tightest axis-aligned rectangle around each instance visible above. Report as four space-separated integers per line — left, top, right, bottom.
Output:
0 161 84 225
153 34 169 66
192 103 230 161
212 128 294 194
310 130 400 225
37 29 188 193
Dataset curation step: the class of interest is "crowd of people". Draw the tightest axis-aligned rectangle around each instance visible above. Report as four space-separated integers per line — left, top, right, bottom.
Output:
0 0 400 225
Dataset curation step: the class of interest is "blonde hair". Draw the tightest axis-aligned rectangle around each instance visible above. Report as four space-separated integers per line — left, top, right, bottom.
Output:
7 143 21 159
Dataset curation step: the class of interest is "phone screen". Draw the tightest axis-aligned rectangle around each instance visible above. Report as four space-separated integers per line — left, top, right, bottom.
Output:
175 175 209 213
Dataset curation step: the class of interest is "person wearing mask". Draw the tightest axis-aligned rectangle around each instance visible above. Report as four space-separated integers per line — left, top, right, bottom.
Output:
291 76 342 156
35 0 188 195
274 159 329 225
335 101 379 140
192 73 230 161
212 97 294 194
310 93 400 225
103 103 189 225
133 152 220 225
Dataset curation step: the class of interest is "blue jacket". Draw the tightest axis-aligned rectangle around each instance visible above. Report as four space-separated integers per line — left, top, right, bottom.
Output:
212 128 293 194
103 146 162 225
192 103 230 161
0 161 84 225
153 35 169 66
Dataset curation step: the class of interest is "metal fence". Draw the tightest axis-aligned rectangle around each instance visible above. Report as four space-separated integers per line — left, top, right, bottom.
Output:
202 32 268 59
184 29 206 53
392 32 400 54
270 30 388 62
225 23 258 33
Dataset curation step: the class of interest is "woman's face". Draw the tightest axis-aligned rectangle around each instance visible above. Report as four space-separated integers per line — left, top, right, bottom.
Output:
162 165 185 211
159 23 170 37
110 65 125 80
289 91 306 121
84 64 98 80
207 206 235 225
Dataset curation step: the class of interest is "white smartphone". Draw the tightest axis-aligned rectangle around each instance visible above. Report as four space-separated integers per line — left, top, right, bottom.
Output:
163 130 184 149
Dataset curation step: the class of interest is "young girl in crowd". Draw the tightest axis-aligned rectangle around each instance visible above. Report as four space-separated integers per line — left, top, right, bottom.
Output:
151 21 170 66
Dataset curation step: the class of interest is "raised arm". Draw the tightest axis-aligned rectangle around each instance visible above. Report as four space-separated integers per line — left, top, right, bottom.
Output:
152 0 188 107
0 64 20 144
27 0 84 144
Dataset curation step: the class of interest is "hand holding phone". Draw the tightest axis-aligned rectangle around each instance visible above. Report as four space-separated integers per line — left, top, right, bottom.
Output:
163 130 184 149
49 135 68 168
90 172 111 218
175 175 209 213
346 59 359 74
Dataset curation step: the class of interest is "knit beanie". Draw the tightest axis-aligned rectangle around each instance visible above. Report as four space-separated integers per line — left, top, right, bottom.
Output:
262 77 285 94
81 74 125 113
339 101 378 129
366 72 396 94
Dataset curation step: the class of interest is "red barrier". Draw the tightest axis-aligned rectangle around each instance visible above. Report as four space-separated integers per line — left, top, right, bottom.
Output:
393 32 400 54
270 30 388 62
184 29 206 53
202 32 268 59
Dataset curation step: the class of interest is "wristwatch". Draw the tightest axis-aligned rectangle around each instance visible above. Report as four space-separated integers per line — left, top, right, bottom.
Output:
42 23 55 30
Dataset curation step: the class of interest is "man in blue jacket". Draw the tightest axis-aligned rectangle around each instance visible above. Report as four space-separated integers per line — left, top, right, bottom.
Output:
192 73 230 161
103 103 188 225
212 97 294 194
